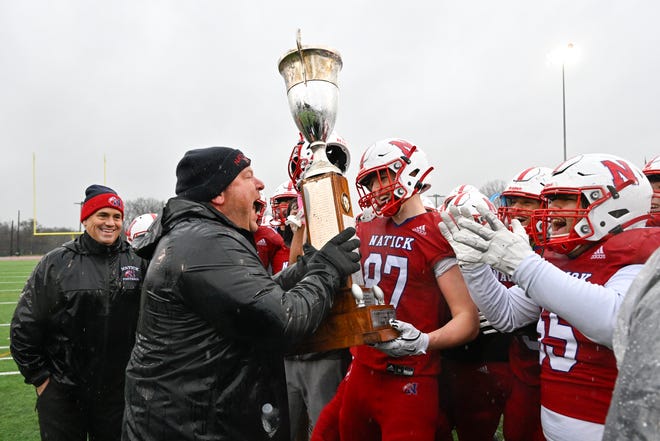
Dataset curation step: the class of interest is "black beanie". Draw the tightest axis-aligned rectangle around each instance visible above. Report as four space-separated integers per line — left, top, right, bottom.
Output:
175 147 251 202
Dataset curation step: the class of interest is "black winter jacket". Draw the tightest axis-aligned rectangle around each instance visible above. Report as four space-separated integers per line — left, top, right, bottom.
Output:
10 233 146 394
122 198 342 441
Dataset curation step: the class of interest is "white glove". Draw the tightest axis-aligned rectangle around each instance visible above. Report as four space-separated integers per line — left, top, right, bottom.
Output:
285 210 305 232
372 319 429 357
439 206 486 269
445 204 534 276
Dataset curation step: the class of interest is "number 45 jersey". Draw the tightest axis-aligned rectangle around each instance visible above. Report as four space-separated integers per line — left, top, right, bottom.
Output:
540 227 660 424
352 210 453 376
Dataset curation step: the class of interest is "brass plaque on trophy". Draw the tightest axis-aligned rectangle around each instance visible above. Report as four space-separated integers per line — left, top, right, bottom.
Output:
278 32 397 353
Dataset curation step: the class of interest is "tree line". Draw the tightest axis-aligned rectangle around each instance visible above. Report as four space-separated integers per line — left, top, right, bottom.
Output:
1 181 506 257
0 197 164 257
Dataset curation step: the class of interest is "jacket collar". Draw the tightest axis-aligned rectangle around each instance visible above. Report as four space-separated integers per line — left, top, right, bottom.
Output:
64 231 124 255
133 197 253 259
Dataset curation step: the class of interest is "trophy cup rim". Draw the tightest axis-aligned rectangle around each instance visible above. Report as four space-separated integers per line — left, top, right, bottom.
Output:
277 45 343 74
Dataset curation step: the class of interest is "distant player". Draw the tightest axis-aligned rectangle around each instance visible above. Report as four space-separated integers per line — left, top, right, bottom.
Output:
253 193 286 274
125 213 158 244
438 189 515 441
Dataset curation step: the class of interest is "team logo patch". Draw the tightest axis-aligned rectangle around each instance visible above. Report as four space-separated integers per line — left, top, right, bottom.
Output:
402 382 418 396
122 265 141 282
590 246 606 260
108 196 123 209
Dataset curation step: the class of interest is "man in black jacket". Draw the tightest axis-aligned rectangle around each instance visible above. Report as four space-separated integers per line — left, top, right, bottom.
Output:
122 146 361 441
11 184 147 441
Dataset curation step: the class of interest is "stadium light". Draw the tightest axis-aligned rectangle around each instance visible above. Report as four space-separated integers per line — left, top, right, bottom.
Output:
547 42 579 161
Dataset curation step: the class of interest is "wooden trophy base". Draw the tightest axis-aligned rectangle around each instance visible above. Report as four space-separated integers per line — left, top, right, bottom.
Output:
290 171 398 354
291 286 398 354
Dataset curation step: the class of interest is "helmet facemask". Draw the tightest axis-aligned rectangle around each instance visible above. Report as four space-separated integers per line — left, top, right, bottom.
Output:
530 154 651 255
357 161 409 217
532 181 646 254
288 135 312 190
498 194 543 236
269 181 298 226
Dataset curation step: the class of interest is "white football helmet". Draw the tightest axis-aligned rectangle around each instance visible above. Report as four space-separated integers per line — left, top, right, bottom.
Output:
125 213 158 243
269 180 298 226
440 184 479 211
445 190 497 225
498 166 552 234
532 154 651 254
356 138 433 216
288 132 350 189
325 131 351 175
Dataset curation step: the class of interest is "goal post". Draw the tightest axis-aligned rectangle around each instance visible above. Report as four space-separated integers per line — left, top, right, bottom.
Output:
31 153 107 237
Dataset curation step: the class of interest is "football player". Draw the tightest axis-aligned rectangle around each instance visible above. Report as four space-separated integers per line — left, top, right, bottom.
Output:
499 166 553 239
331 138 479 441
440 153 659 441
496 166 552 441
438 190 515 441
253 193 286 274
269 180 298 273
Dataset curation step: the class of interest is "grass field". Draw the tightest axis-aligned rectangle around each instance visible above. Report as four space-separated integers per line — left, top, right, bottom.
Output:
0 258 503 440
0 258 40 440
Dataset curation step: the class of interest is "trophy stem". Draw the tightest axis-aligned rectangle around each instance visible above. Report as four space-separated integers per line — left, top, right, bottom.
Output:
304 141 342 179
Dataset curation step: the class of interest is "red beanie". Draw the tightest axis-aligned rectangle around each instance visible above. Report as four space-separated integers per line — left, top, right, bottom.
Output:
80 184 124 222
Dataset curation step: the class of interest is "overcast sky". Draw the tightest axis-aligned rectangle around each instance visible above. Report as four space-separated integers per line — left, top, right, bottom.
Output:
2 1 658 230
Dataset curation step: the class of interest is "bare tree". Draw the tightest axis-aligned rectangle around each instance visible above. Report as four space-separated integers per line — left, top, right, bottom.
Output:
479 180 507 208
124 198 165 231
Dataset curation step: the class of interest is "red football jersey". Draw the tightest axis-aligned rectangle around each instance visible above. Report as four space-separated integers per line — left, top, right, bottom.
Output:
351 211 453 376
271 242 290 274
539 228 660 424
253 225 286 273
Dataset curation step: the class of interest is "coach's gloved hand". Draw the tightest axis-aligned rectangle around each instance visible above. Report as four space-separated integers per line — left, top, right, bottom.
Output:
308 227 361 279
445 204 534 276
372 319 429 357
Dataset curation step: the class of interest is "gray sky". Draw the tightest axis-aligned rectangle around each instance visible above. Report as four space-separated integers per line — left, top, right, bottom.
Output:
2 1 658 230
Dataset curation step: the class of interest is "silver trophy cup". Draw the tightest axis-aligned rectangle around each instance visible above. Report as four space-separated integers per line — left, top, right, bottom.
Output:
278 38 343 178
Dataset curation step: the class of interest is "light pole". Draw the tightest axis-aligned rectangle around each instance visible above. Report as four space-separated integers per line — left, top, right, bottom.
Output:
561 60 567 161
549 42 576 162
74 201 83 232
429 193 445 210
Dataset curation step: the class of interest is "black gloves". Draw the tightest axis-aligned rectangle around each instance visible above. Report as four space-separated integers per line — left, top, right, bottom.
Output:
308 227 361 279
